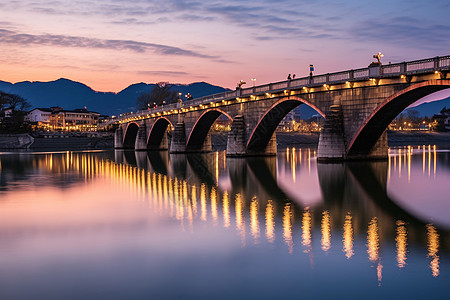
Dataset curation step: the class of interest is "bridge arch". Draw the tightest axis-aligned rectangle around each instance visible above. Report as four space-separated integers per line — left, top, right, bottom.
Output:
246 96 325 154
186 108 233 152
123 122 139 149
348 80 450 156
147 117 173 150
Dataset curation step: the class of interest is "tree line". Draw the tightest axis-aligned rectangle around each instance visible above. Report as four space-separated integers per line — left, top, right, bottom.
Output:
0 91 31 133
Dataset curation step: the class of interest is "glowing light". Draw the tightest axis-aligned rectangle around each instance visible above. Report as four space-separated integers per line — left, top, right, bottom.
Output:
343 213 354 259
302 208 312 253
283 203 294 254
250 197 260 243
211 187 218 225
223 191 230 228
321 210 331 252
395 220 408 269
367 217 380 263
200 184 207 221
265 200 275 243
427 224 440 277
235 193 246 247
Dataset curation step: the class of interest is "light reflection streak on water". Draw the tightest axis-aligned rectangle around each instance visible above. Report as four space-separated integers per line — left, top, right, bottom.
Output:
433 145 436 178
321 210 331 252
367 217 383 285
387 145 439 183
407 146 411 182
200 184 207 221
152 173 157 212
427 224 440 277
343 213 354 259
367 217 380 263
191 185 197 217
302 208 312 253
265 200 275 243
211 187 218 226
235 193 246 247
163 176 169 211
283 203 293 254
428 145 431 177
308 148 311 174
423 145 426 174
292 148 296 183
250 196 260 243
9 150 448 285
395 220 408 269
223 191 230 228
169 177 174 217
388 152 391 183
215 152 219 184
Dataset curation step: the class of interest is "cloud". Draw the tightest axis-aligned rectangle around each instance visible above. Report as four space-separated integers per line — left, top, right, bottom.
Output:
137 70 190 76
351 17 450 50
0 29 219 59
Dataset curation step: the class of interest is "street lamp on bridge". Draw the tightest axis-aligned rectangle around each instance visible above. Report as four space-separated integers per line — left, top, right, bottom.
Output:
373 52 384 65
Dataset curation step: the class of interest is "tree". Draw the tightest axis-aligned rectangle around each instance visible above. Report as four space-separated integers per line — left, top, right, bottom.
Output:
0 91 31 111
0 91 32 133
406 109 420 123
136 82 179 110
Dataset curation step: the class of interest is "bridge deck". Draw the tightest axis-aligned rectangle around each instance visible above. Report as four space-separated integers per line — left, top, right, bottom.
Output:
113 55 450 124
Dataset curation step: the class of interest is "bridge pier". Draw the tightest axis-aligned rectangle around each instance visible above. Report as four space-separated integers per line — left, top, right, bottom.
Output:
317 105 346 161
114 126 124 149
200 133 212 152
227 115 247 156
169 122 187 153
318 105 388 161
135 123 147 151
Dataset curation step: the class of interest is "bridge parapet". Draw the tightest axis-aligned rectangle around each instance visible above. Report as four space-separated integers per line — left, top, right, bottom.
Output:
113 55 449 125
114 55 450 160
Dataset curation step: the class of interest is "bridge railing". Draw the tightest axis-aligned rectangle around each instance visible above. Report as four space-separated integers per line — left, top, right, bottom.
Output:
353 68 369 79
113 55 450 123
439 56 450 67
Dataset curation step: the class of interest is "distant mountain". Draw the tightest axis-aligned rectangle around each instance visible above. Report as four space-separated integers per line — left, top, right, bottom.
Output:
0 79 229 116
405 97 450 117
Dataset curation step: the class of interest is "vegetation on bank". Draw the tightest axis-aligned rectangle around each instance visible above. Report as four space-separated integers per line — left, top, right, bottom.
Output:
0 91 31 133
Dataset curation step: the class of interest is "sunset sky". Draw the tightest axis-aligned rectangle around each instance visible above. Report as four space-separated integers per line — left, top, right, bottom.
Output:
1 0 449 92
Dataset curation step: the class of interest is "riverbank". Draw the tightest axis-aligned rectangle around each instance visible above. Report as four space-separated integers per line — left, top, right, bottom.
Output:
212 131 450 150
1 131 448 151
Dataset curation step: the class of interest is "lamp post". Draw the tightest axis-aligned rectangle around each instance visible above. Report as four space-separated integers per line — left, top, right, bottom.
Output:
251 78 256 87
373 52 384 65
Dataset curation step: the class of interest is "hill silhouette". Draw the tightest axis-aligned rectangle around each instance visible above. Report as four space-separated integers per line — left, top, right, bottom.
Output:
0 78 448 118
0 79 229 116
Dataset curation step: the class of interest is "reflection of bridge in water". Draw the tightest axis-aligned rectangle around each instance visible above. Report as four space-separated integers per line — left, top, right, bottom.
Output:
2 150 444 282
107 149 446 280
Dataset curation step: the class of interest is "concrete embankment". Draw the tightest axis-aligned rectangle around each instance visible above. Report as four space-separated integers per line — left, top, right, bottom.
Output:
0 134 34 149
211 131 450 150
2 131 448 151
387 131 450 148
29 132 114 151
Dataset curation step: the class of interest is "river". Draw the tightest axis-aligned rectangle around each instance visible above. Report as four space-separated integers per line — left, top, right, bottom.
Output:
0 145 448 299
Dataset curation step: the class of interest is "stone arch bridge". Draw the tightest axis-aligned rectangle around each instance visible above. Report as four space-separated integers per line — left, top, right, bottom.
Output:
113 56 450 161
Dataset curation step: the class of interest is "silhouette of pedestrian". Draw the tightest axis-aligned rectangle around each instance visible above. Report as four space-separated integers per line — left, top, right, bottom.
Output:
293 74 296 79
287 74 291 80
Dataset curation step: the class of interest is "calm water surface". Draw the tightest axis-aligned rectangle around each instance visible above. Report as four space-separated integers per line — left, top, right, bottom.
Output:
0 146 449 299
